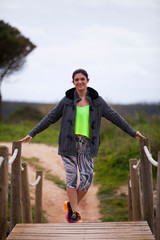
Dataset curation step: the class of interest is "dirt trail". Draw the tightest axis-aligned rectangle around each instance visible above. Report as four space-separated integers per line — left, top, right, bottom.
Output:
1 142 101 223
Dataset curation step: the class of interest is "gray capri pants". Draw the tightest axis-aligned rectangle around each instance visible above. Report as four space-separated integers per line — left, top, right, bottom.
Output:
61 136 94 191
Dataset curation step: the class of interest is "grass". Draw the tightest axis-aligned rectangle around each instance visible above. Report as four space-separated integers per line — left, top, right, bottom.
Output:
0 120 60 145
99 194 128 222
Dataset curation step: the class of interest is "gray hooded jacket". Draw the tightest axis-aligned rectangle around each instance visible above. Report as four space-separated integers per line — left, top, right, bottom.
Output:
29 87 137 157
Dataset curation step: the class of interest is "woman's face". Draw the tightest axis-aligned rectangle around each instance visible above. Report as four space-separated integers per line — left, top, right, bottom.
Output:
73 73 89 91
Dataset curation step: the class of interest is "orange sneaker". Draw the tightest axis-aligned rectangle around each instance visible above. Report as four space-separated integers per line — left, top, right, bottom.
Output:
64 201 73 222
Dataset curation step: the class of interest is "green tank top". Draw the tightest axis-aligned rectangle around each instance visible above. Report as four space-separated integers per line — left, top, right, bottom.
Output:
75 105 90 139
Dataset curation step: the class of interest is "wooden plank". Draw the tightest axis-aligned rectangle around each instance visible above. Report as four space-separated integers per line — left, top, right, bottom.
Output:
20 163 32 223
7 236 154 239
7 221 155 240
129 159 142 220
156 152 160 240
139 139 154 233
0 146 8 240
10 141 21 231
12 221 152 228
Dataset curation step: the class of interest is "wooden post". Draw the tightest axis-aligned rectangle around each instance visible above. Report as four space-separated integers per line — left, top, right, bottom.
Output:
139 138 154 233
10 141 21 231
128 174 133 221
0 146 8 240
156 152 160 240
20 162 32 223
129 159 142 220
34 171 43 223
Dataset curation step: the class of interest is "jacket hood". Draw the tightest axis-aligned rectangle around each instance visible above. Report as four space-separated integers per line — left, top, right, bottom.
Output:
65 87 99 100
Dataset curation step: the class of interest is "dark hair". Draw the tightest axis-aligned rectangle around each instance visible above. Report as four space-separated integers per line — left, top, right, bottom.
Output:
72 69 89 82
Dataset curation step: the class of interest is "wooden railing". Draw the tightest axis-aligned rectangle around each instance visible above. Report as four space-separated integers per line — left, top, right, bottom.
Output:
128 138 160 240
0 141 43 240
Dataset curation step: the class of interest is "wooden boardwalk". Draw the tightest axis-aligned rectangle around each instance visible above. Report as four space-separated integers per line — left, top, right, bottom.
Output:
7 221 154 240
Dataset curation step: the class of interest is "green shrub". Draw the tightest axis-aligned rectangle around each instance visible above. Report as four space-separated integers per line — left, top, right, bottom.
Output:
6 106 44 123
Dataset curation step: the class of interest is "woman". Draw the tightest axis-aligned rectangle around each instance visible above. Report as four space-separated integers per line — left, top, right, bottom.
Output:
20 69 144 223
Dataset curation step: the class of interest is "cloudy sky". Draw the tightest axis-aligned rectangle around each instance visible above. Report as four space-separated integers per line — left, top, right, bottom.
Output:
1 0 160 104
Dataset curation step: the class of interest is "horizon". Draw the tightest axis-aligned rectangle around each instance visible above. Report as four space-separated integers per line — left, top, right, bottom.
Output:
3 99 160 106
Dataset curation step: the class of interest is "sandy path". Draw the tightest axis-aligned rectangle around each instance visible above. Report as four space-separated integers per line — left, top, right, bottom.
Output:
1 142 101 223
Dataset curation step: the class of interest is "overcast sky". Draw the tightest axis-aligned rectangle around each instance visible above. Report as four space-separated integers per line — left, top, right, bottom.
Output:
1 0 160 104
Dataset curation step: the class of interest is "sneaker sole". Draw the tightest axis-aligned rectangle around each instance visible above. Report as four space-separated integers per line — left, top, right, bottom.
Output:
69 218 82 223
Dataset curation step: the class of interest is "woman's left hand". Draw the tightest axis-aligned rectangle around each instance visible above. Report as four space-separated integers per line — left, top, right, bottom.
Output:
135 131 145 140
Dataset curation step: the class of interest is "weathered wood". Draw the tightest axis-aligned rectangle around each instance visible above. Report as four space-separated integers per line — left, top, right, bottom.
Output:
139 138 154 233
34 171 43 223
0 146 8 240
10 141 22 231
7 221 154 240
129 159 142 220
156 152 160 240
128 174 133 221
21 162 32 223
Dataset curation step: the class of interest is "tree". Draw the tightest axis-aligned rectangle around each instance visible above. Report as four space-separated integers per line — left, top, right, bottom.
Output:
0 20 36 120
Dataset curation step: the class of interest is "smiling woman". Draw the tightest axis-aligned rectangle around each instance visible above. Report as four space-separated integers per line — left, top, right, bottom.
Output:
19 68 144 223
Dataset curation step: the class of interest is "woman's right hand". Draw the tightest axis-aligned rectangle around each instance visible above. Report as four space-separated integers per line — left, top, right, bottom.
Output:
19 135 32 143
